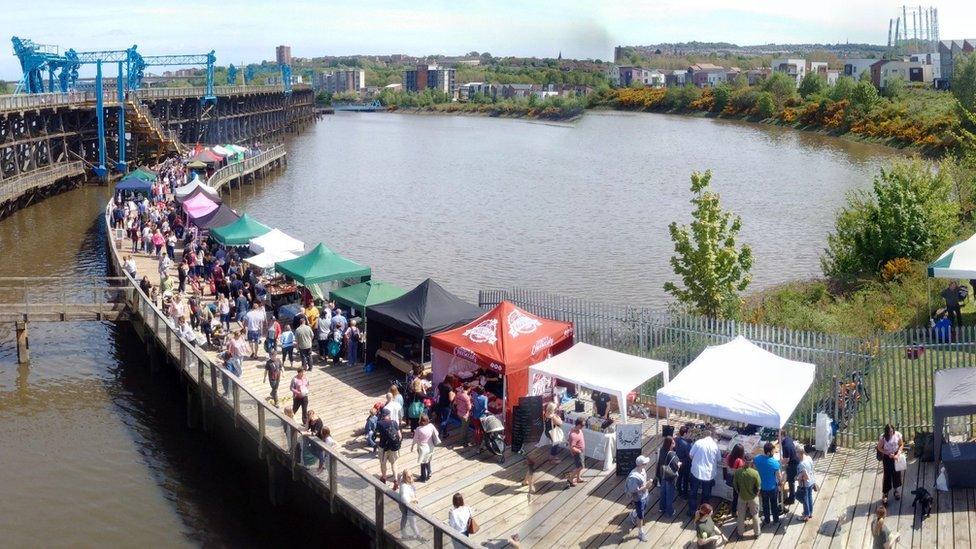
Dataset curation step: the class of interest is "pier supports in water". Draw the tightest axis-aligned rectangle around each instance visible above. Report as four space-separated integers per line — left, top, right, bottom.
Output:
15 321 29 363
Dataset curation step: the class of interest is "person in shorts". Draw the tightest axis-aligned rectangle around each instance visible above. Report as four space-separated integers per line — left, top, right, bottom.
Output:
568 417 586 487
244 302 265 359
625 455 653 542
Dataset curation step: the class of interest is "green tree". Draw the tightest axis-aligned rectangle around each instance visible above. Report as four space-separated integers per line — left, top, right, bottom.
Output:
850 80 880 112
664 170 753 318
761 72 797 106
711 84 731 112
954 53 976 112
756 91 776 117
829 75 856 102
798 72 827 99
882 75 906 100
822 160 959 279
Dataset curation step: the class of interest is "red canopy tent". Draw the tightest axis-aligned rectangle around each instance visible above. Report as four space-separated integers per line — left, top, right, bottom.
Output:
430 301 573 429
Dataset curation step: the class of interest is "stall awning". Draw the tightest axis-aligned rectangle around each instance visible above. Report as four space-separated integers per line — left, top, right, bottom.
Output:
244 249 298 269
128 168 156 183
114 177 153 193
188 150 223 164
182 192 219 218
211 145 233 157
175 178 220 202
249 228 305 254
530 343 669 420
365 278 483 339
933 368 976 462
330 280 407 311
656 336 815 429
930 234 976 279
191 203 240 229
210 213 271 246
274 243 371 285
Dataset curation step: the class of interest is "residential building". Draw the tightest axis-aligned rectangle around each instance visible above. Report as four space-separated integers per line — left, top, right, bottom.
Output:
275 45 292 66
687 63 726 88
871 60 935 88
618 66 664 87
726 67 741 83
937 39 974 87
404 64 456 95
459 82 497 101
499 83 535 99
665 70 687 87
313 69 366 95
843 58 878 80
605 64 621 86
826 70 841 86
745 68 770 86
910 53 942 80
771 58 806 86
266 73 303 85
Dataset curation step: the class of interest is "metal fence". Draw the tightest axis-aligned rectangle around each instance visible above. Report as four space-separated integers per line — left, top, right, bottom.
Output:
207 146 286 191
0 161 86 204
104 202 471 548
480 287 976 445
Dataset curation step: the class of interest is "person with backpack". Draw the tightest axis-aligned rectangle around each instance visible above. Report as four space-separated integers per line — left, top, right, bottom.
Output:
344 319 362 365
655 436 680 518
624 455 653 542
375 408 402 485
263 349 283 406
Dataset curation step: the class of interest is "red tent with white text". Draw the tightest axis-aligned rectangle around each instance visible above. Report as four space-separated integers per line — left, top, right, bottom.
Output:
430 301 574 428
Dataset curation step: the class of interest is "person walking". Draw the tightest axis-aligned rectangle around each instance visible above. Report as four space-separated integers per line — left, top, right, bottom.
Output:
454 384 473 446
568 417 586 487
877 423 904 504
781 429 799 505
872 505 900 548
675 424 693 498
542 401 564 463
411 414 441 482
316 311 331 362
217 295 231 331
436 376 456 437
693 503 728 547
291 369 310 424
733 456 761 539
398 470 422 541
655 435 680 518
376 408 401 485
795 448 816 521
244 302 266 359
384 391 404 428
263 349 283 406
280 324 296 368
265 316 281 354
688 426 721 517
755 442 783 525
448 493 475 548
294 317 315 371
624 455 652 542
344 319 362 365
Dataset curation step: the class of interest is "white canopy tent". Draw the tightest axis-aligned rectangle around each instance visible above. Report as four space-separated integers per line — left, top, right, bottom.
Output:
249 228 305 255
211 145 234 157
656 336 816 429
244 249 298 269
173 176 220 201
929 234 976 279
529 343 670 423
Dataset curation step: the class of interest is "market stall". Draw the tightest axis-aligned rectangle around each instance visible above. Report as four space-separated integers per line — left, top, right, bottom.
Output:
210 213 271 246
430 301 574 433
190 203 240 230
364 278 483 374
114 176 153 195
933 367 976 488
249 228 305 255
181 191 219 219
329 280 406 318
928 234 976 317
656 336 816 499
174 177 220 202
273 243 371 300
127 167 157 183
528 343 670 470
244 249 298 270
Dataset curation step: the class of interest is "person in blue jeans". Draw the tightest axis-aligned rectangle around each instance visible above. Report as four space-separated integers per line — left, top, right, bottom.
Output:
687 427 720 517
655 436 680 517
795 447 816 521
754 441 783 524
675 424 692 498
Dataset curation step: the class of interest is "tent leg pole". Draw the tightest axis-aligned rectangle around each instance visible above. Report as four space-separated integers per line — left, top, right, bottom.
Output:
927 278 931 321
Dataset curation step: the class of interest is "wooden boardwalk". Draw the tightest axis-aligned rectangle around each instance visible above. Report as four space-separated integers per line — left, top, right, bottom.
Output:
119 234 976 548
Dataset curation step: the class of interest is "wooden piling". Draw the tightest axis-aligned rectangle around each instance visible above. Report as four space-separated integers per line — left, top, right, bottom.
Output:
15 321 28 363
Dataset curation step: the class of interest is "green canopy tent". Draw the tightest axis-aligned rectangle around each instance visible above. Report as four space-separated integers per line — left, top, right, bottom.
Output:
210 213 271 246
330 280 406 317
129 168 157 182
275 243 372 299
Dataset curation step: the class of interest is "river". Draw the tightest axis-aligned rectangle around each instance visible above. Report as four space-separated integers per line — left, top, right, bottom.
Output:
0 112 898 546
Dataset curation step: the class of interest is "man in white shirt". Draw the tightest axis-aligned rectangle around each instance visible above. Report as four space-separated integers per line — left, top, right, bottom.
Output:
244 302 267 359
688 425 721 517
383 391 404 427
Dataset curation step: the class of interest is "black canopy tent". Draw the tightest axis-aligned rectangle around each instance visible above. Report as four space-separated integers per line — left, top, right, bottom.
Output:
365 278 483 364
191 203 240 230
933 367 976 487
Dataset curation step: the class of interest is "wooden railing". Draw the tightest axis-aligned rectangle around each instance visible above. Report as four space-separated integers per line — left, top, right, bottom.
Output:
207 146 287 191
0 276 129 321
0 161 86 204
102 201 472 548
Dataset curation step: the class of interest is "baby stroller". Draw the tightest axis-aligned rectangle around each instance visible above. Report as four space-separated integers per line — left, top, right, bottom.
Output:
479 413 506 463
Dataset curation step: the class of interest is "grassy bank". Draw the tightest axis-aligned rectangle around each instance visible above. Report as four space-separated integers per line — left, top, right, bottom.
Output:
386 99 584 121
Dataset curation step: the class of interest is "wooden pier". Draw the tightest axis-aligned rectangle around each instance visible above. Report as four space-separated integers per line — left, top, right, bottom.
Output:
95 164 976 547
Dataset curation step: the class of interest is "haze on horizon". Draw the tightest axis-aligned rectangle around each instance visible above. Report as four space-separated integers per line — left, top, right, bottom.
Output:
2 0 975 80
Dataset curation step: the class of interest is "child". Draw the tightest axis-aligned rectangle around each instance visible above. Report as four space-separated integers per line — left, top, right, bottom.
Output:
364 404 381 453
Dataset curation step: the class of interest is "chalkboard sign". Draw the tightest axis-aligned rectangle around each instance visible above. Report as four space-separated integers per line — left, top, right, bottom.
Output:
511 405 532 453
519 395 545 441
616 423 645 476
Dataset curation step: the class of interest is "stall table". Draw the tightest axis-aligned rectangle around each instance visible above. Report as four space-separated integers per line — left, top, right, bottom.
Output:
558 411 616 471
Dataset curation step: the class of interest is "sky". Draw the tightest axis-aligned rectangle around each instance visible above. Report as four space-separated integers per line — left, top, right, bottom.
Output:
2 0 975 80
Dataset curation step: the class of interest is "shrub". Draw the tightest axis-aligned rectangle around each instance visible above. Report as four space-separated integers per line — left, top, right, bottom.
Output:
881 257 913 281
712 84 732 112
756 91 776 118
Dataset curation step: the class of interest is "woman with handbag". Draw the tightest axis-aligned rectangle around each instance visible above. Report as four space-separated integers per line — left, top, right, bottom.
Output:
725 443 746 514
876 423 904 504
542 402 564 463
411 415 441 482
795 447 817 521
448 493 476 547
655 436 681 518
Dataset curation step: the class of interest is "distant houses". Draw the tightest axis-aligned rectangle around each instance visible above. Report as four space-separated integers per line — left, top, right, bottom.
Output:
938 39 975 88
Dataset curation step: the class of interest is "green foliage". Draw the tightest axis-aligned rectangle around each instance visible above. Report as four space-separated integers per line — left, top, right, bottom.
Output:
711 84 732 112
662 84 701 110
761 72 797 106
850 80 880 112
756 91 776 118
315 91 331 104
882 76 906 100
798 72 827 99
954 53 976 113
829 76 856 102
665 170 753 318
822 160 959 279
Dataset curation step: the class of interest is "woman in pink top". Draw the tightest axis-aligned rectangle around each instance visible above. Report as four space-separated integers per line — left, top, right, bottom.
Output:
410 415 441 482
454 385 473 446
291 369 310 424
568 417 586 487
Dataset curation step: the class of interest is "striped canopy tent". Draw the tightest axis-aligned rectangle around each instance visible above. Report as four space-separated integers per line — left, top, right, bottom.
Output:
210 213 271 246
928 234 976 316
